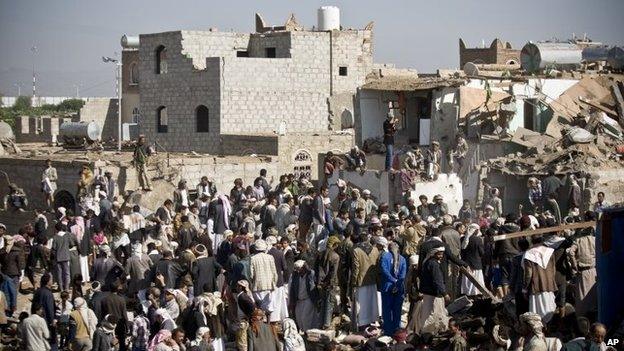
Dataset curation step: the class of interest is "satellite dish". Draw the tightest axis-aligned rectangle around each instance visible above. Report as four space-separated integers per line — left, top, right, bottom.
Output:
463 62 480 76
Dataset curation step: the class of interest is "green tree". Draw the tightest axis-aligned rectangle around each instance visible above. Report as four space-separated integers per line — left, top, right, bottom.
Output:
14 96 32 110
57 98 85 111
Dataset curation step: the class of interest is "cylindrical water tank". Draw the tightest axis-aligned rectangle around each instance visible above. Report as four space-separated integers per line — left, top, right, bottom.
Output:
521 42 582 73
59 121 102 142
608 46 624 70
318 6 340 31
121 35 139 49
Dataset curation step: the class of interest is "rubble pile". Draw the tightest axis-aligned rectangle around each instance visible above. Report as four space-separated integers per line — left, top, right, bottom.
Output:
486 78 624 175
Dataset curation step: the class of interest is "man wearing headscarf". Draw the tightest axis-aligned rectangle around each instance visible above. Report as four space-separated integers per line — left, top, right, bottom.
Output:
522 235 557 323
283 318 306 351
411 246 449 335
249 308 280 351
249 239 277 312
379 241 407 336
70 297 98 350
518 312 547 351
460 224 485 296
126 242 153 301
289 260 319 331
92 315 117 351
350 233 380 330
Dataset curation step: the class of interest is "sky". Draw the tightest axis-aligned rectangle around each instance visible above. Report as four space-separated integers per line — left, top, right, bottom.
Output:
1 0 623 97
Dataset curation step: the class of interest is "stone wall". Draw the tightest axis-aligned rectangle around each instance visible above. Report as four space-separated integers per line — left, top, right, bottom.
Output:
221 134 278 156
15 116 75 143
0 157 96 211
459 38 521 67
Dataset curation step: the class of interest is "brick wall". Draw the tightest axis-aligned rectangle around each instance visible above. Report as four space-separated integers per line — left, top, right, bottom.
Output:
277 132 354 178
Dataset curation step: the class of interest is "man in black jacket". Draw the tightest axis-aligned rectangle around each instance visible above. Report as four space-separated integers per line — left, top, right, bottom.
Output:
412 246 449 335
191 244 222 295
32 273 57 349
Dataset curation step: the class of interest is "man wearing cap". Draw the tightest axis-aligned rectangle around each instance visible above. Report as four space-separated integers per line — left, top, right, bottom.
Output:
20 302 51 351
488 188 503 221
298 188 316 243
249 239 278 312
431 195 449 220
41 159 58 210
289 260 320 331
439 214 461 298
342 189 366 221
234 280 255 351
417 195 432 219
383 110 397 171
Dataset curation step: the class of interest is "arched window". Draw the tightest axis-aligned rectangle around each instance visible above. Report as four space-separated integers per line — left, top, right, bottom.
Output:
196 105 209 132
157 106 168 133
293 149 312 179
156 45 167 74
130 62 139 84
132 107 140 123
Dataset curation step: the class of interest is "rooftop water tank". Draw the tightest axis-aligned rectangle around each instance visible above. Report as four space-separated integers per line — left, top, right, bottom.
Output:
59 121 101 143
121 35 139 49
521 42 582 73
318 6 340 31
582 45 611 62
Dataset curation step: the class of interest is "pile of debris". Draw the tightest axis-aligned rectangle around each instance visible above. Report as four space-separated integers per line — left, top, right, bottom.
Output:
486 78 624 175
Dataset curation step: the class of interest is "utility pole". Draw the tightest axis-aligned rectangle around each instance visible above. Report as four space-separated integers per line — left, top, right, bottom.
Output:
31 46 37 101
73 84 81 98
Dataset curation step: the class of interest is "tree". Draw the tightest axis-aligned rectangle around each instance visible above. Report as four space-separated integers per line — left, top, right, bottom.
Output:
57 98 85 111
13 96 31 111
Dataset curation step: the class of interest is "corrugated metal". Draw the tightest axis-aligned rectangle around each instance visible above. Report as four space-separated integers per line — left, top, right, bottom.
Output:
521 42 582 72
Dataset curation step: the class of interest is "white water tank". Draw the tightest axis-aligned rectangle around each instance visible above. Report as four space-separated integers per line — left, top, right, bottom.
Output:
318 6 340 31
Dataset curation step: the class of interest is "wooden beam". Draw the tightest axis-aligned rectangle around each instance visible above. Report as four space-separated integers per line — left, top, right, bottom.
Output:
613 82 624 128
578 97 619 118
492 221 596 241
459 266 496 299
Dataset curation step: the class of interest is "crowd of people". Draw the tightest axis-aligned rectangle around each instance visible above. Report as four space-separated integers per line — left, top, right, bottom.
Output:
0 141 616 351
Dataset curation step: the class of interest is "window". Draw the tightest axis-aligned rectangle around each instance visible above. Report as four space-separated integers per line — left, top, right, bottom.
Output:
132 107 140 123
196 105 209 132
265 47 276 58
236 51 249 57
157 106 168 133
339 66 348 76
156 45 167 74
130 62 139 85
293 149 312 179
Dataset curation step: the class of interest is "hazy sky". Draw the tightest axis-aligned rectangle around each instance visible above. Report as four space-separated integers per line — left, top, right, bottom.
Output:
1 0 623 97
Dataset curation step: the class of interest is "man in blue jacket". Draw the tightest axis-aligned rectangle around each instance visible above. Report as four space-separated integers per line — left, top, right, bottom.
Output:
379 240 407 336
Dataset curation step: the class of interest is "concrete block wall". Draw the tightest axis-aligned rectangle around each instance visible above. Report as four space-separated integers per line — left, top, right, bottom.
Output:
248 32 291 58
15 116 74 143
79 98 118 140
139 31 222 153
277 132 353 179
221 134 278 156
181 31 251 69
331 30 373 94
